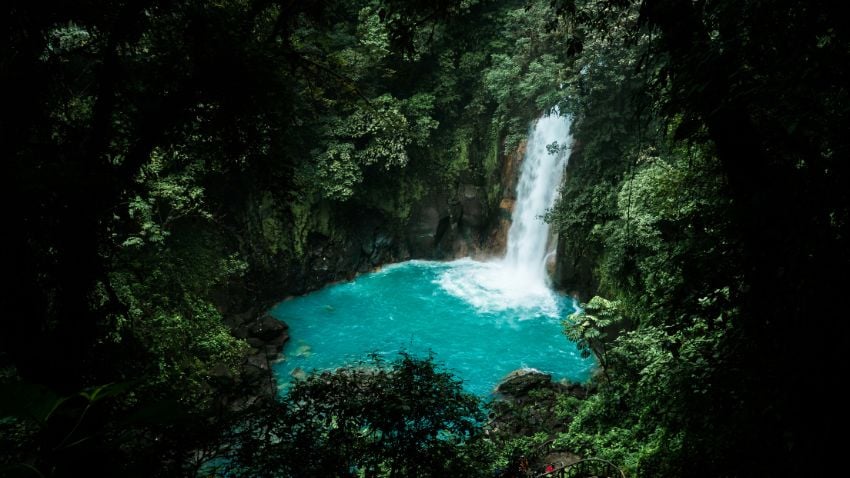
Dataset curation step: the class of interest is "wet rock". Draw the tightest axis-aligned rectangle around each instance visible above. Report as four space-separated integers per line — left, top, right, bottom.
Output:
294 343 312 358
250 314 288 342
224 310 255 338
458 184 486 228
265 345 282 360
496 369 553 397
407 195 448 256
246 337 266 348
217 309 291 404
245 353 269 371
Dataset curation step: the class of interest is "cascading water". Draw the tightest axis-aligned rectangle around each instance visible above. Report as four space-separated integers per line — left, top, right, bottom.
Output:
437 110 571 315
270 109 591 396
503 112 571 284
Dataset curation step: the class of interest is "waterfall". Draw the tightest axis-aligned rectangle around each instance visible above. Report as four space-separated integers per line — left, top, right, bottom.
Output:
503 112 571 286
437 110 571 316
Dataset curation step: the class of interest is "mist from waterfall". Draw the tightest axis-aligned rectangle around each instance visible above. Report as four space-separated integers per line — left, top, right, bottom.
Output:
271 112 588 396
437 111 572 316
503 112 571 285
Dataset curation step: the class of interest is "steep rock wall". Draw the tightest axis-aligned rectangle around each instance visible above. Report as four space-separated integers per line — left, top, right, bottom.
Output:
216 135 527 317
552 139 600 301
211 125 530 398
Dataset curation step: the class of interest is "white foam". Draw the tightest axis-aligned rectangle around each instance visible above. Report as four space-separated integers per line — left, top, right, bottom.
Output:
436 259 560 317
436 111 571 319
503 112 571 281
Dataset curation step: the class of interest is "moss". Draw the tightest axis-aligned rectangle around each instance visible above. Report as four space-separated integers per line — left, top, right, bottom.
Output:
313 200 333 237
483 127 501 179
289 199 312 258
367 176 427 223
394 179 427 221
444 129 473 183
256 191 287 256
484 128 504 208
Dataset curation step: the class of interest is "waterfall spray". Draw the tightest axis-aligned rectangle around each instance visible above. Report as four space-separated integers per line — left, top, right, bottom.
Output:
502 112 571 286
437 110 572 316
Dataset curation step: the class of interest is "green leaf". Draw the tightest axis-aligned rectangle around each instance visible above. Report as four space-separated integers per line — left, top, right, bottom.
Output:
0 382 68 425
79 381 133 403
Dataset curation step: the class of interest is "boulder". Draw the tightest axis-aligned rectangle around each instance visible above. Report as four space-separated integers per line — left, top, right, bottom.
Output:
249 314 289 341
245 352 269 371
499 198 515 212
246 337 266 348
496 369 553 397
264 345 282 360
458 184 486 228
225 310 255 338
265 329 290 348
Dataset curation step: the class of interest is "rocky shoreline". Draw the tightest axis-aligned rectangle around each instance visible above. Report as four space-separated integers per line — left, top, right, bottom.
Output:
217 310 290 406
490 368 592 437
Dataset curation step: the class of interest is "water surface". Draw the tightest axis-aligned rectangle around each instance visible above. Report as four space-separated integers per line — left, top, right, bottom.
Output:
270 259 595 396
271 111 591 396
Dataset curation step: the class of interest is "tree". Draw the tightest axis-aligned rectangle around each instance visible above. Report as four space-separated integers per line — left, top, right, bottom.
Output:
563 296 624 371
223 354 491 478
631 0 850 473
548 0 850 475
3 1 496 475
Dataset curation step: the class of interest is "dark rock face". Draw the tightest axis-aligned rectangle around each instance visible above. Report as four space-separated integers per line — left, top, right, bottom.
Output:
212 136 530 400
224 136 532 308
246 209 408 299
405 185 496 260
490 368 591 439
552 142 598 301
249 314 289 342
458 184 486 228
226 312 290 349
219 310 291 402
496 369 554 397
552 234 598 302
487 141 524 256
407 201 443 255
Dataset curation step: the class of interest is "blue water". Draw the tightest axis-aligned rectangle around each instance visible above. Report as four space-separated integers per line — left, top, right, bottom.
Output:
270 259 595 396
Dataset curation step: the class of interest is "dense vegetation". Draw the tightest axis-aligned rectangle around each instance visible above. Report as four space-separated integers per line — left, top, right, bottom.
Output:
222 353 489 477
3 0 847 476
552 0 849 475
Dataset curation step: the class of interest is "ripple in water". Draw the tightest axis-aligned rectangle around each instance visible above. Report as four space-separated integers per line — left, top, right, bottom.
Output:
270 111 592 396
270 259 595 397
437 258 561 317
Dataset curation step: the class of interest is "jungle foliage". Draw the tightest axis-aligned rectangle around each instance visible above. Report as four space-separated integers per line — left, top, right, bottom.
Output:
552 0 849 476
3 0 848 476
3 0 571 475
221 354 492 478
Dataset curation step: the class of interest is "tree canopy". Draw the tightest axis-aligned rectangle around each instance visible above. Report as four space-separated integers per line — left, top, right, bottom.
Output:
3 0 848 476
